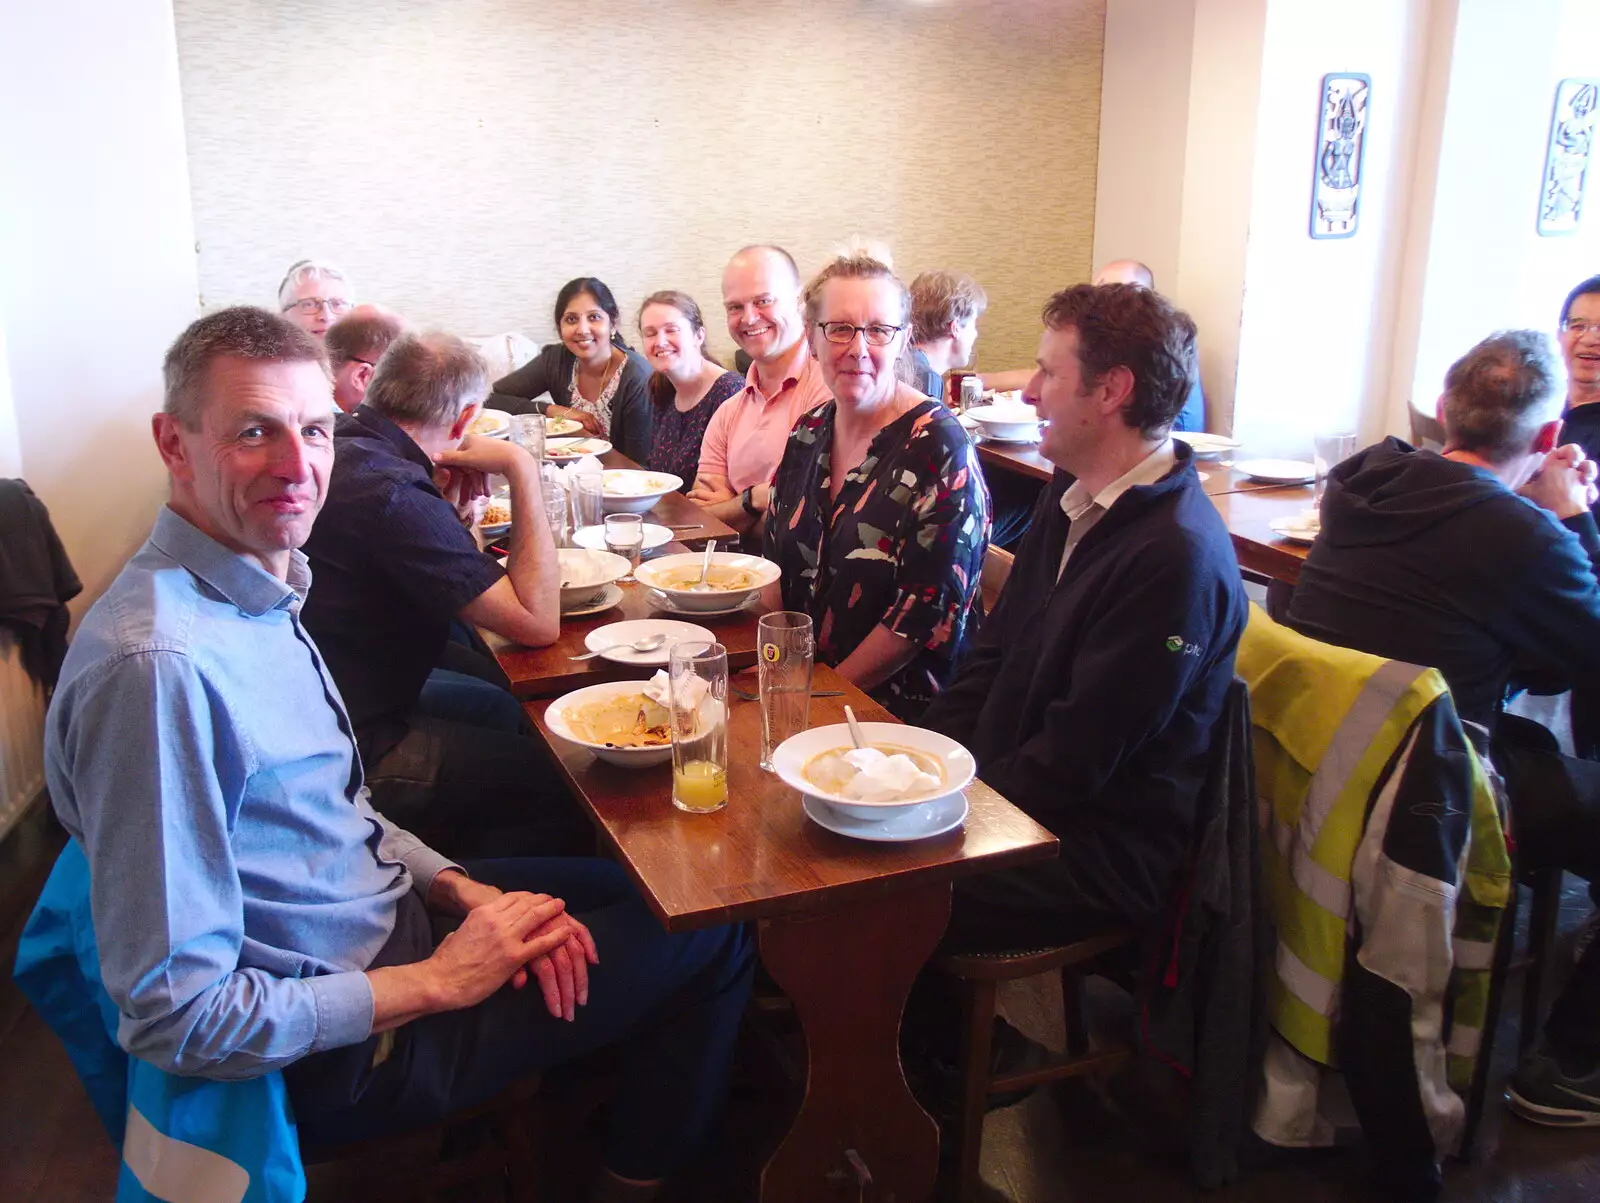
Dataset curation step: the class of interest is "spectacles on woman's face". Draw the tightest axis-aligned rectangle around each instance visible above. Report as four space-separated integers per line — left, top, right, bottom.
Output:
816 321 904 347
284 297 354 317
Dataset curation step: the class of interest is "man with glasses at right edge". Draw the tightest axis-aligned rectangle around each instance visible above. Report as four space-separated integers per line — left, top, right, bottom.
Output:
278 259 356 341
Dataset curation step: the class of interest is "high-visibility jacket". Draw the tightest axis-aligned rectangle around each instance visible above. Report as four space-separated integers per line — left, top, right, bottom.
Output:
1238 607 1510 1183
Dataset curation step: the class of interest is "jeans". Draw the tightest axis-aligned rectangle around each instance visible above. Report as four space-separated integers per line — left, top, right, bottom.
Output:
1495 713 1600 1063
284 858 755 1181
417 668 527 733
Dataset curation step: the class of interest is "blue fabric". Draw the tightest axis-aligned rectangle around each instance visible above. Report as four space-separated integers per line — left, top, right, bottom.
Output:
15 841 307 1203
45 507 457 1079
301 405 507 758
1173 373 1206 433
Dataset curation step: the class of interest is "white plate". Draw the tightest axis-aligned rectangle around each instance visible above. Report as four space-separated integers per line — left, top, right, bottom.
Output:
470 408 512 439
1172 431 1241 458
544 680 674 767
644 588 760 618
571 523 673 552
602 470 684 514
546 436 613 461
771 722 977 816
1235 458 1316 485
543 416 584 437
802 792 969 842
562 583 624 617
583 618 716 666
1268 517 1319 545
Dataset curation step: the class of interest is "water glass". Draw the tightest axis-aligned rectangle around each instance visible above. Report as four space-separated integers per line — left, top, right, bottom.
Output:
758 612 814 771
541 480 569 548
1313 431 1357 506
670 641 729 813
604 513 644 579
509 413 545 462
571 470 605 530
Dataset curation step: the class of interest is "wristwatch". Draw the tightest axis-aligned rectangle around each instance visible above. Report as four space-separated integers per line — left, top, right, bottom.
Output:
741 486 762 519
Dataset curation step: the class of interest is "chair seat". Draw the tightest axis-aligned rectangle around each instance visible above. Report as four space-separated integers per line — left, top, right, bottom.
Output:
935 928 1135 980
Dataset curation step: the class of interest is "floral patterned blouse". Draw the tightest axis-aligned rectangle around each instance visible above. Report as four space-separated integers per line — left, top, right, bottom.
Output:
648 370 744 489
763 398 991 721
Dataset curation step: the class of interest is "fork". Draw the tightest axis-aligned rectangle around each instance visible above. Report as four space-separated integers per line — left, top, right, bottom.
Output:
729 684 844 702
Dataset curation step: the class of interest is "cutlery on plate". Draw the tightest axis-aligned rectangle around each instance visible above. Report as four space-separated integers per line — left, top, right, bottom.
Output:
843 705 867 750
568 633 668 661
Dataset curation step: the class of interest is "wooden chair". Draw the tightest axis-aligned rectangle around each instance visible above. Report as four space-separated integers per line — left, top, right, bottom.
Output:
980 546 1014 616
1408 405 1447 451
933 929 1136 1201
302 1073 548 1203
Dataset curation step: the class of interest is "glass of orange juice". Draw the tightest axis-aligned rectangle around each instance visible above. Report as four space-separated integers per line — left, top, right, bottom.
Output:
669 641 729 813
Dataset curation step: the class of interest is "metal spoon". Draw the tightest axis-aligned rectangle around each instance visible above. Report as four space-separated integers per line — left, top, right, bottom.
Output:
843 704 867 750
569 633 669 661
692 540 717 591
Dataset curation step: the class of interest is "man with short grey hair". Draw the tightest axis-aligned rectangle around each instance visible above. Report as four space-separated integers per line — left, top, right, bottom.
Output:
301 330 575 856
1287 330 1600 1126
278 259 355 339
326 304 406 412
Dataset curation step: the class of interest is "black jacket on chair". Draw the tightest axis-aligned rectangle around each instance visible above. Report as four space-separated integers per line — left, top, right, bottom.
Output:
0 479 81 688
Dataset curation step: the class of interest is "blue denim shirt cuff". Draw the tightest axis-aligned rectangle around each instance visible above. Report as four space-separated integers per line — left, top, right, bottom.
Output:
404 848 464 899
307 970 376 1053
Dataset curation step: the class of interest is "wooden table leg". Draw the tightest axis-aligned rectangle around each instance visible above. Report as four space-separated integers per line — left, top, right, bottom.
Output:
757 882 952 1203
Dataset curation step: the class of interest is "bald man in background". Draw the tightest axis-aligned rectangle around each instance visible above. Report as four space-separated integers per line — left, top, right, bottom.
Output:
326 305 407 413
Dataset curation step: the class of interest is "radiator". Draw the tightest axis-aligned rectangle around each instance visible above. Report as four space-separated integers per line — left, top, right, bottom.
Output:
0 628 47 840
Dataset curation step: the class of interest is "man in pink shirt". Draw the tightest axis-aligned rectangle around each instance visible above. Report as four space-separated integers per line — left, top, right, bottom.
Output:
687 245 833 534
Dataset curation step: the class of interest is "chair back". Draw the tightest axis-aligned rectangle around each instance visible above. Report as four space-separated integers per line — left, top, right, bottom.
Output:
980 545 1014 615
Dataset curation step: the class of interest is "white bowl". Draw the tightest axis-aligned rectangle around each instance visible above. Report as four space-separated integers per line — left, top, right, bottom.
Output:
633 552 780 613
470 408 512 438
964 403 1041 442
556 548 632 608
771 722 977 820
544 680 674 767
601 470 683 514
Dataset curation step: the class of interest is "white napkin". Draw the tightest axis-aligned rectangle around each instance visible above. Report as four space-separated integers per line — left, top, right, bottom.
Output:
839 747 942 803
641 669 708 712
1285 508 1321 535
553 455 606 490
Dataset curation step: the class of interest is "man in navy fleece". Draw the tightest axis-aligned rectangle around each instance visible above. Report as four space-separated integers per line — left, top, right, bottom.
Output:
1286 330 1600 1126
923 283 1247 951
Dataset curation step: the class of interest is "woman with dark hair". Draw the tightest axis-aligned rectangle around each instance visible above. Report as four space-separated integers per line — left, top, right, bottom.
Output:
486 277 653 463
638 291 744 489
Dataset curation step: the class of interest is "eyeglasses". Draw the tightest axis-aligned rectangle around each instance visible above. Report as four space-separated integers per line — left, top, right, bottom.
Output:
816 321 904 347
284 297 354 317
1563 319 1600 337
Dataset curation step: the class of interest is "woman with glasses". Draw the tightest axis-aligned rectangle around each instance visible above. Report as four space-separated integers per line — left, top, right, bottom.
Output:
277 259 355 340
637 290 744 490
762 254 991 721
486 277 653 463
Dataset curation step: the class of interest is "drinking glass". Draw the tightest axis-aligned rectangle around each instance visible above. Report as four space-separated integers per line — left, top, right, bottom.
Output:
670 641 729 813
509 413 545 462
571 470 605 532
604 513 644 579
758 612 814 771
1313 431 1357 506
541 480 569 548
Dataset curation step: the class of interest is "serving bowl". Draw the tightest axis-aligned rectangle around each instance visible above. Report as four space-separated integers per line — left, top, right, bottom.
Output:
633 552 780 613
601 469 683 514
964 403 1041 443
544 680 674 767
771 721 976 820
556 548 632 609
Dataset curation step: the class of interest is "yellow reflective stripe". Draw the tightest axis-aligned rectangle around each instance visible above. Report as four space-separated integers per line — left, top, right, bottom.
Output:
1269 973 1336 1066
1275 818 1353 917
1447 1024 1482 1059
1277 940 1338 1017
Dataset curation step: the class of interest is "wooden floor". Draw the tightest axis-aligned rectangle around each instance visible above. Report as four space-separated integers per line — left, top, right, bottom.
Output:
3 882 1599 1202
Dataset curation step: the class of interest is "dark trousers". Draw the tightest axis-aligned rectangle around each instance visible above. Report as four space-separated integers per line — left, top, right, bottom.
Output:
943 859 1131 954
1495 714 1600 1063
984 469 1044 553
284 858 755 1181
363 714 593 860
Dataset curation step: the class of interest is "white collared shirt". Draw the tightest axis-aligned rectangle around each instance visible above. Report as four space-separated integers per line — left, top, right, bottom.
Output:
1057 439 1177 581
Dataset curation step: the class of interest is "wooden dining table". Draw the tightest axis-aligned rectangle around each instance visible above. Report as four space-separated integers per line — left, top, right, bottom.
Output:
1207 484 1316 585
975 437 1291 497
524 664 1059 1203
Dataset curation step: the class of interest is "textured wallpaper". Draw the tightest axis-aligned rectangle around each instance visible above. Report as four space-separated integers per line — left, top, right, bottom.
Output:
173 0 1103 372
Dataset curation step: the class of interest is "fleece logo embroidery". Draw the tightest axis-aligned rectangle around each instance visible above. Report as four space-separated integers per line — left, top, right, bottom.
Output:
1166 635 1201 657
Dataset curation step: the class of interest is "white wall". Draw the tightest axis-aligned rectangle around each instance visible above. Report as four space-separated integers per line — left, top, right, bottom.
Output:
1403 0 1600 421
171 0 1106 373
0 0 201 612
1230 0 1433 457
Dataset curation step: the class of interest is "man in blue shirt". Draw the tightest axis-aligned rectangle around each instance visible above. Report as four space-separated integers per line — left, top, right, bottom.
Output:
45 307 752 1201
907 269 988 401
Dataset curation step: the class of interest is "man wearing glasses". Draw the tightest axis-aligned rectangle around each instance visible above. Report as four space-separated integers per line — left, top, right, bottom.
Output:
1555 275 1600 479
278 259 356 340
325 305 406 413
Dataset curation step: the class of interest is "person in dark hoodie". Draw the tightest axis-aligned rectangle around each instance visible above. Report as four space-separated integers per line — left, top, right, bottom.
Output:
1286 329 1600 1126
922 283 1247 952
